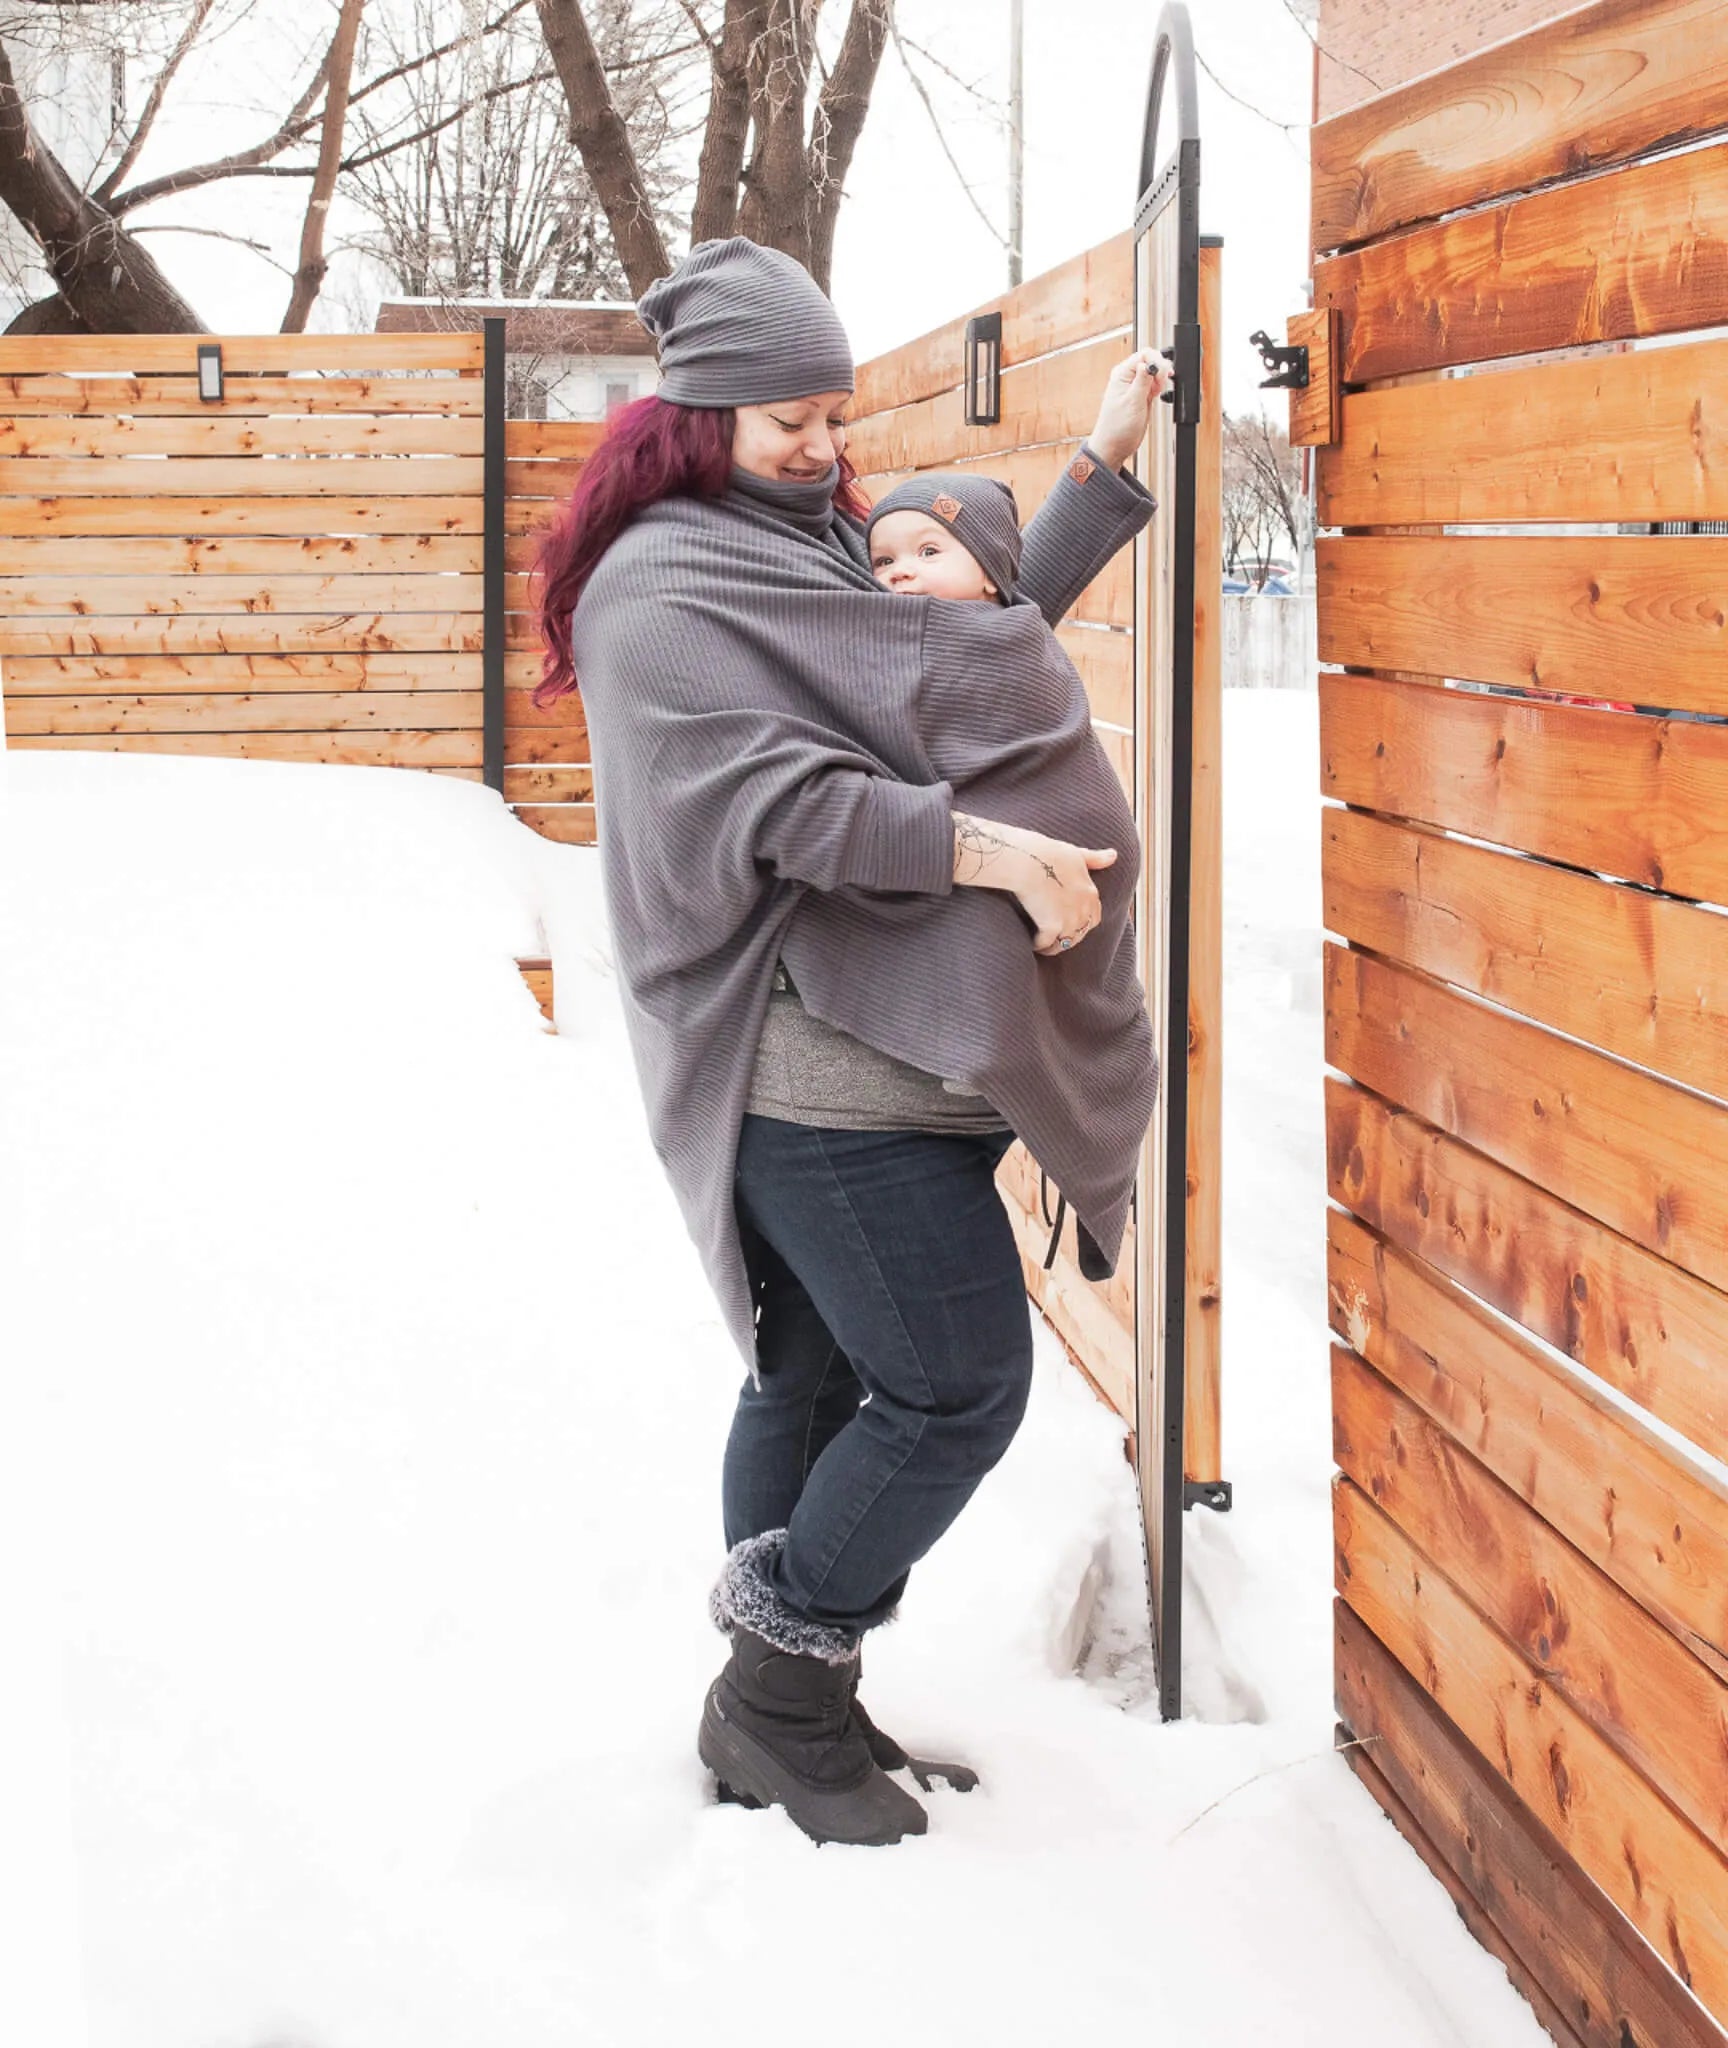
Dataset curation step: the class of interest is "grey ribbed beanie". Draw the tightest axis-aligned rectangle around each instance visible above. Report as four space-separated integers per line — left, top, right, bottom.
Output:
866 473 1024 603
637 238 854 408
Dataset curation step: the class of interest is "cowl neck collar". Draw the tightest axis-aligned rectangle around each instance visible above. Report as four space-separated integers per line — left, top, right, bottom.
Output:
726 463 841 539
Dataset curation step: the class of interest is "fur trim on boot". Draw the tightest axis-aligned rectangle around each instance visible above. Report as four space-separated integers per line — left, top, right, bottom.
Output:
709 1530 858 1666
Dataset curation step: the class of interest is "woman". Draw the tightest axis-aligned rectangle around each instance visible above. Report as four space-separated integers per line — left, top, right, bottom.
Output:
536 238 1163 1847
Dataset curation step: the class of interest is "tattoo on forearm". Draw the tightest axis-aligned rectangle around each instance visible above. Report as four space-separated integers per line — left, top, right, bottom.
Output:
952 812 1056 889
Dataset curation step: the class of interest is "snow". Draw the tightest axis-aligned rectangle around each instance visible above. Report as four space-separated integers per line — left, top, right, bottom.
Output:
0 700 1546 2047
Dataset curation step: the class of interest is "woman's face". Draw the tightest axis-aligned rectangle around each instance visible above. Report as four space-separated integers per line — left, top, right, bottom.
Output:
731 391 854 483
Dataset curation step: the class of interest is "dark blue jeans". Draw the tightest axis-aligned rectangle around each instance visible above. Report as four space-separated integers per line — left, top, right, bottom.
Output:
724 1114 1035 1636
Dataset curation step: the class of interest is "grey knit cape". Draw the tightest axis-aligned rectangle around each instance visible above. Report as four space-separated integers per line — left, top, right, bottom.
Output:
569 461 1157 1365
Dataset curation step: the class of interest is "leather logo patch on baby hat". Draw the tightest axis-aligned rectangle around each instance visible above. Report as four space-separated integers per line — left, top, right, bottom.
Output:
1067 455 1096 484
932 492 963 520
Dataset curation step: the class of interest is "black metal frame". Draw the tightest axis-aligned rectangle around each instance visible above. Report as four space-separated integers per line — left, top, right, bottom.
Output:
482 316 507 794
964 311 1003 426
1136 1 1202 1725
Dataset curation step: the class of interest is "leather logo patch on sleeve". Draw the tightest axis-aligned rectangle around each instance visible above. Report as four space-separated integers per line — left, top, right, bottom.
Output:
1067 455 1096 484
931 492 963 520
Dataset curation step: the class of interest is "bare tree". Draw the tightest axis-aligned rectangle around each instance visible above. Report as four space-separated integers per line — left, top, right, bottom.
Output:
281 0 367 330
1222 409 1308 585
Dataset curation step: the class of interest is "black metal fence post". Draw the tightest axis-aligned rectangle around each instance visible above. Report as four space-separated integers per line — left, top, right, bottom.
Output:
482 316 506 794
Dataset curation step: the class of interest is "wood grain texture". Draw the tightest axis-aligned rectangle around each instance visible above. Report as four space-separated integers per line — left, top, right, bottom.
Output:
1310 0 1728 254
1327 942 1728 1295
0 414 482 459
4 690 481 735
1320 670 1728 901
1317 138 1728 380
1287 307 1340 447
0 534 482 577
1317 536 1728 712
0 495 483 537
1336 1476 1728 2014
0 373 483 416
0 334 483 373
1319 336 1728 527
998 1140 1135 1335
1336 1600 1728 2048
1 651 483 691
509 804 597 845
0 456 483 500
1327 1205 1728 1674
502 420 604 458
0 574 483 617
1058 625 1132 727
502 765 593 803
5 728 482 766
1001 1180 1135 1421
0 614 482 659
850 233 1132 417
1327 1079 1728 1468
1335 1343 1728 1850
1323 808 1728 1101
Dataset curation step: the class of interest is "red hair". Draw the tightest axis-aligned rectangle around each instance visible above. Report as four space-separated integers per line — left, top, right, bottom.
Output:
533 394 872 708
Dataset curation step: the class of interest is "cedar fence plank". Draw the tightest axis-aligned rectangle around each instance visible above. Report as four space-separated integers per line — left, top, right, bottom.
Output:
850 233 1133 417
1326 942 1728 1295
1311 0 1728 254
503 421 604 459
0 456 483 499
5 690 482 735
0 415 483 459
502 765 594 803
5 728 482 766
1326 1205 1728 1674
1335 1344 1728 1850
1317 537 1728 714
0 373 484 416
1335 1476 1728 2016
1336 1600 1728 2048
511 803 596 845
0 574 483 617
997 1140 1135 1333
1317 140 1728 381
1320 671 1728 902
0 334 483 373
843 333 1123 476
0 614 483 659
1 650 482 691
0 534 483 576
1000 1183 1135 1420
1058 625 1133 726
0 495 483 537
1318 337 1728 527
504 458 589 501
1323 808 1728 1102
1327 1079 1728 1468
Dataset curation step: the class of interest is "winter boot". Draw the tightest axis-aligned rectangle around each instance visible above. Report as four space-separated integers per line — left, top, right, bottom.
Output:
849 1664 980 1795
701 1532 928 1847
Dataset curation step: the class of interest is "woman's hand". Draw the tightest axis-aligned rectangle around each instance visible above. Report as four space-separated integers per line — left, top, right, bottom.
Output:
1086 349 1170 473
952 813 1118 956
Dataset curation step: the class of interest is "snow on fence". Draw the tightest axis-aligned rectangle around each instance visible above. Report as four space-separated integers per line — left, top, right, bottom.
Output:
1309 0 1728 2037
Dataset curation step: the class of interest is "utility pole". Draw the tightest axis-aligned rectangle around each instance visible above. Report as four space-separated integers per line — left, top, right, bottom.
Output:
1008 0 1024 287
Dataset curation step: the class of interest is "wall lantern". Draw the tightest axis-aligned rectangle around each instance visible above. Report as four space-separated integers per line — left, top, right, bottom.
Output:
197 342 224 402
963 311 1001 427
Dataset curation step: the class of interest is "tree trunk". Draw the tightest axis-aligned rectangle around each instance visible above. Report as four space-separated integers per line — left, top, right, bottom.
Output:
806 0 890 293
736 0 817 269
0 40 203 332
689 0 769 245
534 0 671 296
281 0 368 332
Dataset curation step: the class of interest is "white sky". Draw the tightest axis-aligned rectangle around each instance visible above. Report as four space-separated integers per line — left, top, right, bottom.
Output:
95 0 1317 418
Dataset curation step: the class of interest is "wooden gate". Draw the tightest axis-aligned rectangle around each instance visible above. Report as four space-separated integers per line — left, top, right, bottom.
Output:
1304 0 1728 2037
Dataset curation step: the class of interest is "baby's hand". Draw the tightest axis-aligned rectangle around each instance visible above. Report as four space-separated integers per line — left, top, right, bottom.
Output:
1087 350 1170 472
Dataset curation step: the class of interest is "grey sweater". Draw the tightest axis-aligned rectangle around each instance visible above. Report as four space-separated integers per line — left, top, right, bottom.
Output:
569 452 1156 1365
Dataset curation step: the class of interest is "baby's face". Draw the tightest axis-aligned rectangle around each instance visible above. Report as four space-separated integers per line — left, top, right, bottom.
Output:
868 511 995 602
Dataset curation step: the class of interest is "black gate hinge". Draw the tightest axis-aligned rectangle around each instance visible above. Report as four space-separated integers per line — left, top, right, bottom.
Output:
1184 1478 1234 1513
1249 328 1308 391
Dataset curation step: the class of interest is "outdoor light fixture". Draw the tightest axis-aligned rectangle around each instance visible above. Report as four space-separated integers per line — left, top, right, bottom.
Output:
196 342 224 402
963 311 1001 427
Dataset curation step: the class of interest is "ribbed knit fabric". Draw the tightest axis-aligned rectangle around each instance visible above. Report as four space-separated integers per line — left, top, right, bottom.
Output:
568 449 1157 1367
637 239 854 408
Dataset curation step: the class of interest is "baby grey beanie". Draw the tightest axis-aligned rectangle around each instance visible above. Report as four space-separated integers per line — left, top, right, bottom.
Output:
866 473 1024 603
637 238 854 408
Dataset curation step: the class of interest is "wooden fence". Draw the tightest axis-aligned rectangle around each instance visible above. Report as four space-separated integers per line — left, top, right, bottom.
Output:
1308 0 1728 2039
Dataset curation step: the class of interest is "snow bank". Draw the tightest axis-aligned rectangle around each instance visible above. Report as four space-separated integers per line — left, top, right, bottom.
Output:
0 722 1545 2046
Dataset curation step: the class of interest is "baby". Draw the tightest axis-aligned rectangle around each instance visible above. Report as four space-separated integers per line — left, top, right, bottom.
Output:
865 474 1024 605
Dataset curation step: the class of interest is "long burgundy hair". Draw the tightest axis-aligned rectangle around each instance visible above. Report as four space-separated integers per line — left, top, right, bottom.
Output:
532 393 872 709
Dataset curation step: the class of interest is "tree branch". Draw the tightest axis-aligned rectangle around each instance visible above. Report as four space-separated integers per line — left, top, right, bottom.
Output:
106 45 332 213
689 0 766 244
890 17 1007 252
282 0 367 331
92 0 217 203
807 0 888 292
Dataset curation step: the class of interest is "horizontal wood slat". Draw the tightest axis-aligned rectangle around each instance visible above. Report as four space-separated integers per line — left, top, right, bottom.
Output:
1323 808 1728 1101
0 574 483 617
1335 1344 1728 1850
0 495 484 537
1327 942 1728 1295
1 651 482 691
998 1140 1135 1334
1320 671 1728 901
502 765 593 803
0 456 482 499
1059 625 1133 727
1319 337 1728 527
1327 1205 1728 1675
510 803 596 844
0 534 482 576
1335 1602 1728 2048
1311 0 1728 255
1317 139 1728 381
1328 1079 1728 1467
6 728 482 766
5 691 482 735
1001 1190 1135 1421
1335 1475 1728 2016
0 614 482 658
1318 536 1728 714
851 233 1133 417
0 415 482 459
503 421 603 459
0 373 484 416
844 334 1122 476
0 334 483 373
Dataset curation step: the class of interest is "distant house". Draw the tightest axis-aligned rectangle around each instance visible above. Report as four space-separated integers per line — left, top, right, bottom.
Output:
373 298 659 420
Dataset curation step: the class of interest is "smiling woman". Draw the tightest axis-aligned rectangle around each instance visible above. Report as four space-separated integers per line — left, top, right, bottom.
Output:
731 392 857 484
